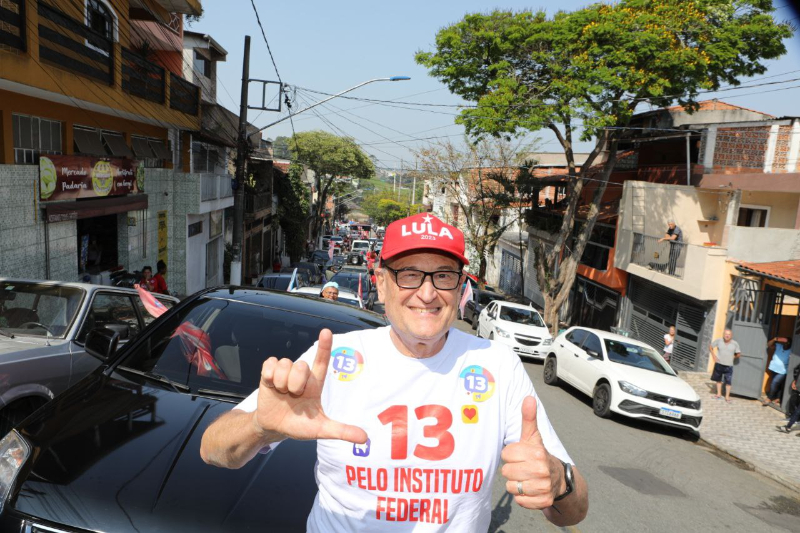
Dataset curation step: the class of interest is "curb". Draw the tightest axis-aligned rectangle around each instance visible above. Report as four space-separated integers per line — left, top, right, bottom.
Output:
698 436 800 494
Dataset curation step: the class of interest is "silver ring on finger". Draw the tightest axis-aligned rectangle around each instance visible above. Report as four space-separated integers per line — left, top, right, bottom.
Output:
517 481 524 496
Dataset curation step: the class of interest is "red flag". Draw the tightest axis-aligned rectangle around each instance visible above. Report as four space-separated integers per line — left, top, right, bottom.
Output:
358 273 363 302
135 284 168 318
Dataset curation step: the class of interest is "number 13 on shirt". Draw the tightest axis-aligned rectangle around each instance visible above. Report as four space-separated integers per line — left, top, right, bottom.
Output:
378 405 455 461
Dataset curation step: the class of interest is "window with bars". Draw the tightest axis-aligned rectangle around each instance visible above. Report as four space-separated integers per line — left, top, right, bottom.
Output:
87 0 113 40
13 114 62 164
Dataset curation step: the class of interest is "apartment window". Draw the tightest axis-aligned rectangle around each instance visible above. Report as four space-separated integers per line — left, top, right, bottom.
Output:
192 141 224 174
87 0 113 40
73 126 107 157
132 136 171 168
13 114 62 164
737 205 769 228
194 51 211 78
569 222 616 271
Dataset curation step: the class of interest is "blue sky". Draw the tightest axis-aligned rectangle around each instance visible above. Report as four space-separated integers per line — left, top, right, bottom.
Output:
191 1 800 170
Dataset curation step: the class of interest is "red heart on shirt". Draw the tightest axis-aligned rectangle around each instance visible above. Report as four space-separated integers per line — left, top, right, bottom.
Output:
464 408 476 420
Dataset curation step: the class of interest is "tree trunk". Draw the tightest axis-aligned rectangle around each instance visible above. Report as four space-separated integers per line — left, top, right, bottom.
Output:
543 294 559 337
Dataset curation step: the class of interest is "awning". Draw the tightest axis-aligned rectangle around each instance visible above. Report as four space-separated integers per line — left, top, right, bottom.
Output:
131 137 156 159
43 195 149 223
149 139 172 160
102 133 134 158
73 128 107 156
736 261 800 288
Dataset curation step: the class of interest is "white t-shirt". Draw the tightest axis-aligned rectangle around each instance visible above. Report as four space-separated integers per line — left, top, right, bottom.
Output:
234 326 573 532
664 334 674 354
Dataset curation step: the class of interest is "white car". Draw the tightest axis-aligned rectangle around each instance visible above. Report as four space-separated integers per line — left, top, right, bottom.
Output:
351 240 370 254
477 301 552 360
291 286 364 309
544 326 702 432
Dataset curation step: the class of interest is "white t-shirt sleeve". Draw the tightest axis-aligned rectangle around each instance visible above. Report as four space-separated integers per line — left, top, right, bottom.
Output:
503 351 574 465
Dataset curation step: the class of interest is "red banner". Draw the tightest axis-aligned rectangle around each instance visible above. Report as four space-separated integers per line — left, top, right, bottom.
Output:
39 155 144 201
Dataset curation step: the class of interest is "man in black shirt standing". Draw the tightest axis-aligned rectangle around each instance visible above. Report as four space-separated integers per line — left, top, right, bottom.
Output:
658 220 683 276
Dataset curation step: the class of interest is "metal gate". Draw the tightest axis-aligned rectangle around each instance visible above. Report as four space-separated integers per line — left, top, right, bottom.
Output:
499 249 523 295
727 277 775 399
626 278 709 371
569 276 620 332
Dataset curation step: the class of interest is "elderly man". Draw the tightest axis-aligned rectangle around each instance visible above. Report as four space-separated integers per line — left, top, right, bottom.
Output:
657 220 683 275
200 213 588 531
710 329 742 403
320 281 339 301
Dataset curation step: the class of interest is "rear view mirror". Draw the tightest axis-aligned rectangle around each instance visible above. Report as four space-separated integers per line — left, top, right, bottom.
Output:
85 327 120 360
587 349 600 358
103 323 131 340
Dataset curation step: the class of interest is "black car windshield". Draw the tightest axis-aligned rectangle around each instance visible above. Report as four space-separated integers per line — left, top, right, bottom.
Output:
115 296 379 396
260 276 291 291
331 274 367 294
478 292 498 306
499 306 545 327
0 282 85 338
604 339 675 375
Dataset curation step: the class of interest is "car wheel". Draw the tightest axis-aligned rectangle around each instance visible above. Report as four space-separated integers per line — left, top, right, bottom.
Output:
0 397 45 437
489 332 494 340
593 383 612 418
471 314 477 330
543 356 558 385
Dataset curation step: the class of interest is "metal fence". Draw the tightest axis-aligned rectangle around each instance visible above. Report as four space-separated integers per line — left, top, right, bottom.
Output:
630 232 687 279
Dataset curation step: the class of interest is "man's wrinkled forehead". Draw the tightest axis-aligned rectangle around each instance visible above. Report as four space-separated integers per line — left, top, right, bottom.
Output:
384 249 462 270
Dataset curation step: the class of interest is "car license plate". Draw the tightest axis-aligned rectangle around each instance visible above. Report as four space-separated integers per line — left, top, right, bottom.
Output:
659 407 681 419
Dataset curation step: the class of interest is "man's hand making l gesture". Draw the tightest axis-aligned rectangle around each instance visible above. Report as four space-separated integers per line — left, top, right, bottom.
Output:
253 329 368 445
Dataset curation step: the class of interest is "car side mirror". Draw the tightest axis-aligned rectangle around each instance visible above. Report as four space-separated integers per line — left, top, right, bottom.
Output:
85 327 120 360
103 323 130 340
586 349 600 358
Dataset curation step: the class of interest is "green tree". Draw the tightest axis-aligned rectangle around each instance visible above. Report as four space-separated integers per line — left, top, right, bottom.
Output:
375 199 408 226
289 131 375 241
416 0 792 332
274 163 310 263
273 136 291 159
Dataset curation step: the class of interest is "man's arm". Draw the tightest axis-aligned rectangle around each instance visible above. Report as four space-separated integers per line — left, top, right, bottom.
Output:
709 342 719 364
543 464 589 527
200 410 283 469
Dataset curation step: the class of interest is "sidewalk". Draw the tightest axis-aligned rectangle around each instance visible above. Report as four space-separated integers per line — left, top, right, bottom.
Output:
682 371 800 492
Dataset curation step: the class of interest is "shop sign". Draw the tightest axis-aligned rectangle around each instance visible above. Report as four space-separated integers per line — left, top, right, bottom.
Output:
158 211 168 266
39 155 144 201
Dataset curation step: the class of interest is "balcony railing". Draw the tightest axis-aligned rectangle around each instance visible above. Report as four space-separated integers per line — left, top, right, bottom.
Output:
170 72 200 116
121 47 165 103
0 0 25 51
200 174 233 202
37 1 113 85
630 232 687 279
245 192 272 217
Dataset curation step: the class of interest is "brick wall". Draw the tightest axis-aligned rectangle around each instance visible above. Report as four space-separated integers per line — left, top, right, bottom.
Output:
712 126 770 170
773 125 792 172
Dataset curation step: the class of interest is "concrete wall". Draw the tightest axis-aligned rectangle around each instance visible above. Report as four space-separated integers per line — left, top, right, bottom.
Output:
738 190 800 229
185 213 206 295
726 227 800 263
0 165 76 280
618 181 736 245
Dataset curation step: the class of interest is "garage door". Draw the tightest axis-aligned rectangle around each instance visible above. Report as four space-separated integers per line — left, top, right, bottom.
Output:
627 278 709 371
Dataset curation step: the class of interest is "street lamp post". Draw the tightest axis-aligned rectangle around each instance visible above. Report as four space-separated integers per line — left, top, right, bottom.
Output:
230 65 410 285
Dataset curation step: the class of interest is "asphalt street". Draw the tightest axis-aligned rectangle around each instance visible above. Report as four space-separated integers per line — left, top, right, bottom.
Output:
442 319 800 533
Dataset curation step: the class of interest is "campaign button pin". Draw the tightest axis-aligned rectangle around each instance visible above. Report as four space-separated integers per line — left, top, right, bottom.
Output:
461 405 478 424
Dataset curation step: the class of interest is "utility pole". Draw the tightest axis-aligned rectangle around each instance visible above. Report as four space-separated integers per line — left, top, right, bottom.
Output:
412 158 417 207
398 159 403 202
230 35 251 286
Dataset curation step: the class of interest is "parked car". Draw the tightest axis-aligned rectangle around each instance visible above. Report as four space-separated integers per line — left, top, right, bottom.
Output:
330 272 375 310
291 285 364 309
257 273 305 291
281 267 312 287
543 326 702 432
477 301 553 360
351 240 370 256
293 262 324 284
463 288 503 328
0 287 388 532
309 250 330 269
0 279 178 435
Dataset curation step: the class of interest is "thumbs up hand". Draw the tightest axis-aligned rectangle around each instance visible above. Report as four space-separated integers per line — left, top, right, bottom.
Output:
500 396 565 509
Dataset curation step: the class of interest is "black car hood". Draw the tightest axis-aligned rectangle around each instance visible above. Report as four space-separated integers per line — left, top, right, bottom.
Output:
12 374 318 532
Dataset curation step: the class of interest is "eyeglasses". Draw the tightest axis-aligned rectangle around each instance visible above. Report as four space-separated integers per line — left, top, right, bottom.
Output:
383 266 462 290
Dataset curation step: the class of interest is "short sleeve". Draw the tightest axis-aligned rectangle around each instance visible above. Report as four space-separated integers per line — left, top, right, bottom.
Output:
503 350 573 465
734 341 742 354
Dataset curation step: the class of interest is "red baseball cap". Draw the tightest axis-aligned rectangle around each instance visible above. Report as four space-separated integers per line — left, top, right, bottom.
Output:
380 213 469 265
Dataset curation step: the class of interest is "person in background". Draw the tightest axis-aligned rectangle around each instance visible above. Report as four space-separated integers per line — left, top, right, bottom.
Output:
663 325 676 363
709 329 741 403
140 266 155 291
320 281 339 301
152 260 169 295
763 337 792 407
657 220 683 275
777 363 800 433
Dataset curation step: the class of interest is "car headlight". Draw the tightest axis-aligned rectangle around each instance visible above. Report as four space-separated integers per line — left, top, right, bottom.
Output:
0 431 30 514
618 381 648 397
495 327 511 338
687 399 701 410
542 338 553 346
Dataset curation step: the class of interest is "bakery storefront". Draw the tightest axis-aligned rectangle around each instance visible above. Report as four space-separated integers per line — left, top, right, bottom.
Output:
39 155 147 283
